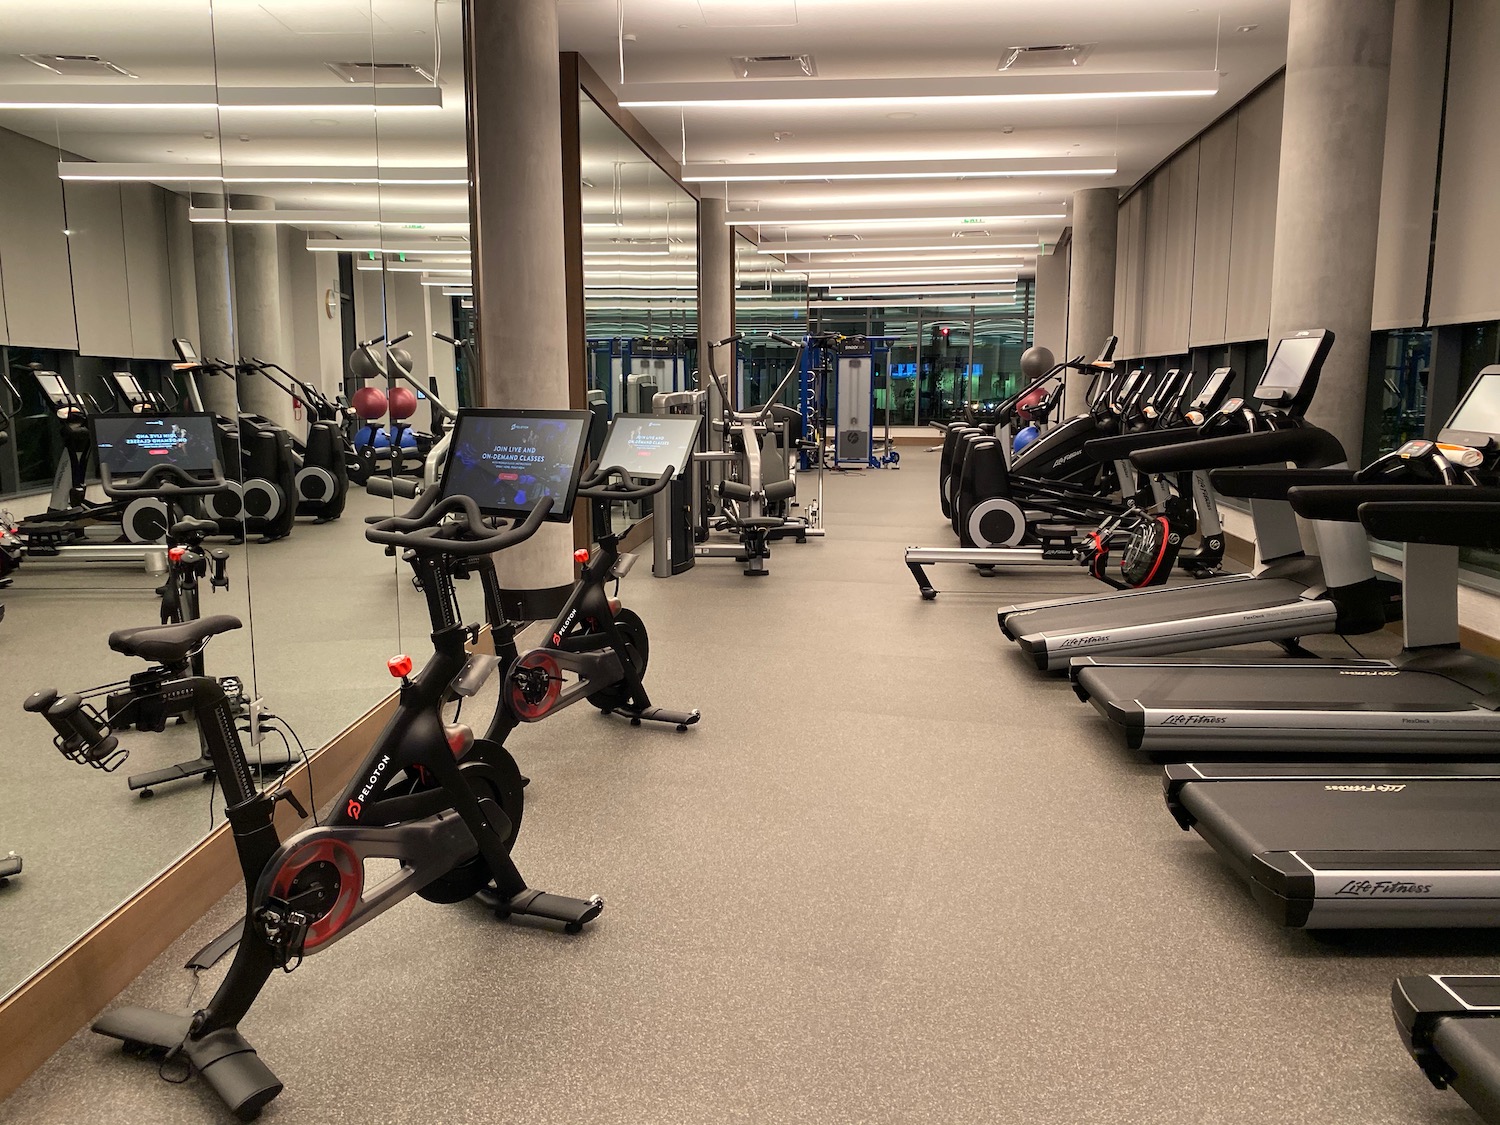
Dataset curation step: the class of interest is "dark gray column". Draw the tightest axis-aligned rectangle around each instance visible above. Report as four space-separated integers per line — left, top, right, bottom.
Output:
464 0 572 597
1268 0 1396 464
1064 187 1117 413
698 196 733 439
229 194 293 430
189 194 238 417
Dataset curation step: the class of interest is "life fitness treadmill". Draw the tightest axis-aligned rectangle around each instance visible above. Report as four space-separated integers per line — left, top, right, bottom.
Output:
1072 367 1500 757
1159 487 1500 930
999 329 1398 671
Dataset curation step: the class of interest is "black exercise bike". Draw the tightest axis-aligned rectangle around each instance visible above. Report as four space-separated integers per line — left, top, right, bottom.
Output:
26 494 604 1120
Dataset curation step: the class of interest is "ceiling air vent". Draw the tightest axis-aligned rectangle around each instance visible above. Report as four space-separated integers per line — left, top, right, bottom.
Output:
999 44 1094 71
731 55 817 79
326 61 435 86
20 54 136 78
954 230 992 239
823 234 861 242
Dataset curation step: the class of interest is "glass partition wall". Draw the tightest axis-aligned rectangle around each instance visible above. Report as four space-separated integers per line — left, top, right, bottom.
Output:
733 234 808 409
0 0 463 1005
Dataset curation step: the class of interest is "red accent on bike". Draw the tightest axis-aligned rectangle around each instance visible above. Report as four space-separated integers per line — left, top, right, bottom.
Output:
267 837 362 955
346 799 362 820
445 724 474 757
387 654 413 678
573 548 590 564
508 651 562 721
1136 517 1173 587
608 597 621 615
168 546 186 563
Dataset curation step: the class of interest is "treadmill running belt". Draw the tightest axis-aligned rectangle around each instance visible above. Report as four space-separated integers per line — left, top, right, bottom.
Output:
1077 664 1480 710
1006 577 1311 634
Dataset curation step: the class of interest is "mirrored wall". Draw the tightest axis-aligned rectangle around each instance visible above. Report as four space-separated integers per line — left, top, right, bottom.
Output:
0 0 467 1001
580 90 697 420
733 234 807 411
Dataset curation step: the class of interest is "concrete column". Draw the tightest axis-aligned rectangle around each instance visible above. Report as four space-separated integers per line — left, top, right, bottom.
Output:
464 0 572 601
164 192 200 348
1064 187 1118 414
698 196 733 443
1032 243 1070 359
229 194 293 431
1268 0 1395 465
189 194 239 418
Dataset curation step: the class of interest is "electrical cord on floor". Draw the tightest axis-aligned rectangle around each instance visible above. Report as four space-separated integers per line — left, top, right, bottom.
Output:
1339 634 1368 659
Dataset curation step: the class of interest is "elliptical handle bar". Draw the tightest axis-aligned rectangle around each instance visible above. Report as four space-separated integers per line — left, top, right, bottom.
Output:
365 490 555 557
577 465 674 501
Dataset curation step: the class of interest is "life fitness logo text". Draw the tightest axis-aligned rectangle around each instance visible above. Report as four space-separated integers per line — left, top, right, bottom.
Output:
1161 714 1227 726
1058 635 1109 650
1333 879 1433 897
346 753 392 821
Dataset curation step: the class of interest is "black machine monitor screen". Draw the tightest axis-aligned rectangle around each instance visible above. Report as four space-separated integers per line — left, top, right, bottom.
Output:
172 338 199 364
440 409 593 521
91 413 220 477
599 414 702 479
1255 334 1323 397
1447 370 1500 437
33 372 71 405
110 371 148 400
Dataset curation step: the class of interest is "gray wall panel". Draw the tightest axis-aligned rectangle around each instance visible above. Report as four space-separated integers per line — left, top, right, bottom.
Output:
1371 0 1445 330
1188 116 1238 347
1429 0 1500 326
1138 172 1172 356
1159 144 1199 355
1116 192 1147 359
164 191 200 349
1224 76 1283 343
1032 241 1069 357
0 128 77 351
63 182 133 358
119 184 175 360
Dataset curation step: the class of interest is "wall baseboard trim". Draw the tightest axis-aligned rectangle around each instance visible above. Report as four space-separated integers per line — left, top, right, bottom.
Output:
0 689 400 1103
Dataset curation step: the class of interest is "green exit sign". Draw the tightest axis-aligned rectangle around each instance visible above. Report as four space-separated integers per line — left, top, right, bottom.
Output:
961 218 985 225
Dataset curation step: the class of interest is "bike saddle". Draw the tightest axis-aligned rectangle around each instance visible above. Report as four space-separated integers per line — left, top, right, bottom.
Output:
170 517 220 542
109 615 243 663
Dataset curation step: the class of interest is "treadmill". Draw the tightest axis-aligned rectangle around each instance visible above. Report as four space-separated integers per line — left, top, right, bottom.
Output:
1162 491 1500 930
1073 368 1500 757
998 329 1401 671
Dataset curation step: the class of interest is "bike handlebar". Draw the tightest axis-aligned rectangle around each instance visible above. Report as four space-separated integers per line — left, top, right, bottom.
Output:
100 460 229 500
577 466 674 501
365 489 555 557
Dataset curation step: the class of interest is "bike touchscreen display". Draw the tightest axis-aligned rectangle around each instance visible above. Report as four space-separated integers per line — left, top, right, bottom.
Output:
598 414 702 479
91 413 221 476
441 409 593 521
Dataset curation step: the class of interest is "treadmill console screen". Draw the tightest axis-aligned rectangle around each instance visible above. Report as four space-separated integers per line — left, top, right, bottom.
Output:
440 408 593 521
1192 367 1234 410
172 338 200 364
598 414 703 479
1254 334 1323 399
33 372 71 405
111 371 148 402
91 413 220 476
1446 369 1500 439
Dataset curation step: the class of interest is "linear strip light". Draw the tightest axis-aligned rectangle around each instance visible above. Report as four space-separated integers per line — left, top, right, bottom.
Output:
769 252 1031 265
728 210 1065 228
819 286 1016 296
59 162 464 185
189 207 466 229
683 156 1113 182
620 71 1218 109
756 239 1039 254
807 264 1022 277
811 298 1023 309
305 238 468 254
0 85 442 111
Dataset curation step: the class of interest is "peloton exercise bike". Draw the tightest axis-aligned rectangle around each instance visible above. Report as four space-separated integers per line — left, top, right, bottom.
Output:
27 408 609 1120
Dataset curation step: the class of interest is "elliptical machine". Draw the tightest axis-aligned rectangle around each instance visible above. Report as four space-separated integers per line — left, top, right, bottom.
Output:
233 358 350 522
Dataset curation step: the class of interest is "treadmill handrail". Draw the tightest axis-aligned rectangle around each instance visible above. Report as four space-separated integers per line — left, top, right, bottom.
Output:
1290 484 1500 525
1211 467 1355 502
1130 426 1346 474
1357 491 1500 549
1083 424 1209 464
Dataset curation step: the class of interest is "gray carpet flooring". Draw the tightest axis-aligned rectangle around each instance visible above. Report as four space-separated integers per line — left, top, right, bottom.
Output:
1 456 1485 1125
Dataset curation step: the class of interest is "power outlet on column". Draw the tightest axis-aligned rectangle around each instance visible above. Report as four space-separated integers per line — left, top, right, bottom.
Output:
248 697 267 747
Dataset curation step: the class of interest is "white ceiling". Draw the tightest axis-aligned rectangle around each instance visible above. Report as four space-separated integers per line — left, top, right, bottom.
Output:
0 0 1292 290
